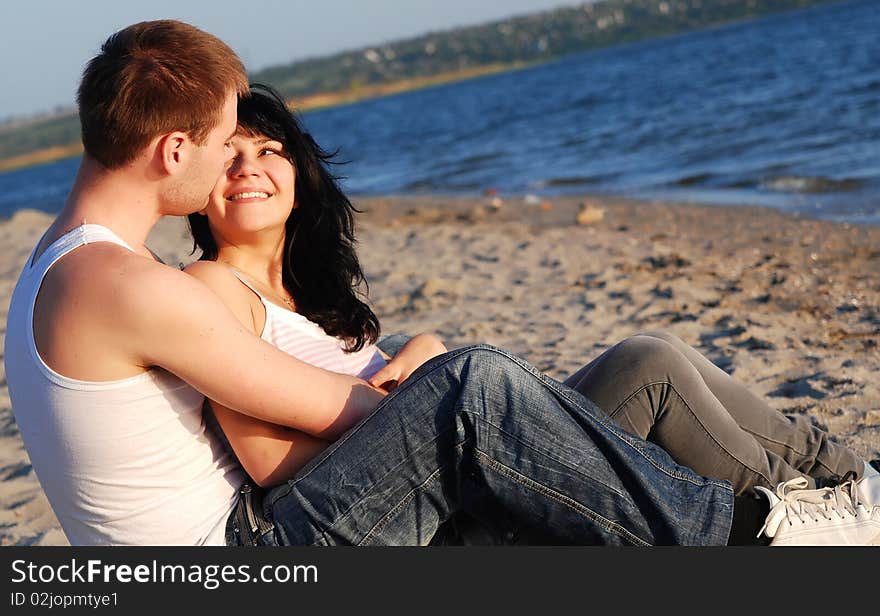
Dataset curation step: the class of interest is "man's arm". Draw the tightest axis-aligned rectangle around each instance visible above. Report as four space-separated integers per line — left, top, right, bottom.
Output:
114 259 386 440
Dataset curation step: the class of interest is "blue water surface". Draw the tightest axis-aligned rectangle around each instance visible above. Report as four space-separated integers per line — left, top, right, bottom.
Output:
1 0 877 224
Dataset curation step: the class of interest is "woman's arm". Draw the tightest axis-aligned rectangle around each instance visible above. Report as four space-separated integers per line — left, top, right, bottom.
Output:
368 333 447 391
210 401 332 487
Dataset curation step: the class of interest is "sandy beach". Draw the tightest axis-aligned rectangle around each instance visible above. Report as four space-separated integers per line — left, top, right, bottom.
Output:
1 195 878 546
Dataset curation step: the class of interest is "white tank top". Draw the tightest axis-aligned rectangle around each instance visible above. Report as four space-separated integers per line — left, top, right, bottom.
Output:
228 269 387 379
4 224 244 545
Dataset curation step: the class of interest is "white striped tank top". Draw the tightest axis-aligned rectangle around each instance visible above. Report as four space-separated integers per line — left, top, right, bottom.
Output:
228 270 387 380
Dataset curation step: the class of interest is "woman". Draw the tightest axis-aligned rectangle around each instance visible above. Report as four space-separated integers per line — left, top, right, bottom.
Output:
186 85 877 544
186 86 446 487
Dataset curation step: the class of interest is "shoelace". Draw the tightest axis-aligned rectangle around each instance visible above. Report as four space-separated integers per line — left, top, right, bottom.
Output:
817 470 866 519
759 476 864 537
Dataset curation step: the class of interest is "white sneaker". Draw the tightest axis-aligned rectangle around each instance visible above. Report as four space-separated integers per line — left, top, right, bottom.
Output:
858 462 880 505
755 477 880 546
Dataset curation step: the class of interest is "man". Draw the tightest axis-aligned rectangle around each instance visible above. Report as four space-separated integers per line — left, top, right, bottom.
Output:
5 20 384 546
5 21 876 546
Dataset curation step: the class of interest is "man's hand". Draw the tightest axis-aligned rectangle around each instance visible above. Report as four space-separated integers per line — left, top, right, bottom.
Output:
369 333 447 391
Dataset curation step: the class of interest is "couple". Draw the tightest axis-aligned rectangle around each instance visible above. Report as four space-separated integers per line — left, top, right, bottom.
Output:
5 20 879 547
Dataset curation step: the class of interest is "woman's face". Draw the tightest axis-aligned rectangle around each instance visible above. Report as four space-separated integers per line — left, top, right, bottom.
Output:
204 130 297 244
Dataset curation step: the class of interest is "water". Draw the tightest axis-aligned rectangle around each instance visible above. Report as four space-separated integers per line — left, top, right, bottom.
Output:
1 0 878 224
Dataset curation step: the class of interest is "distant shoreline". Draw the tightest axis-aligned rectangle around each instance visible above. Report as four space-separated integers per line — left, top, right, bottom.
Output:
0 143 84 173
0 62 524 174
290 62 522 112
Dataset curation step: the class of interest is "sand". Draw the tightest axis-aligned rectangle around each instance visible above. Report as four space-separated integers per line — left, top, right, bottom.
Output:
1 195 878 545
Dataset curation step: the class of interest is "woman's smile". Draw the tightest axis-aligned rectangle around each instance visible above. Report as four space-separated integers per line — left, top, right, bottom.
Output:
226 189 274 202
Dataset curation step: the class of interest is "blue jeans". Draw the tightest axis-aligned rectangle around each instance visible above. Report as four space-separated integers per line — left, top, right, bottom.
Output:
261 344 734 545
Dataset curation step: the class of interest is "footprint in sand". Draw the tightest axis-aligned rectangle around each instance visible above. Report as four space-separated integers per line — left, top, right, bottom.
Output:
766 374 827 400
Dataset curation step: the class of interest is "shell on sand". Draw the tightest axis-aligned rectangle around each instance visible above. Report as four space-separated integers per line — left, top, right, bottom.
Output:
576 202 605 225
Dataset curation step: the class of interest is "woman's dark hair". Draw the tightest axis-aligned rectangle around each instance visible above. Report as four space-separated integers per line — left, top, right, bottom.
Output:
188 83 379 352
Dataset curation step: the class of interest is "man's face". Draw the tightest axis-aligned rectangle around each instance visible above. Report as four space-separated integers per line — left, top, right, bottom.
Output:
169 92 239 215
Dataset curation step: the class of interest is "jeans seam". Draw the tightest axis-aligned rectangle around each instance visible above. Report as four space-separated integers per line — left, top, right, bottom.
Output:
473 450 650 546
739 425 839 476
322 426 460 542
461 409 630 503
268 483 332 546
617 380 777 489
356 462 453 546
606 380 670 421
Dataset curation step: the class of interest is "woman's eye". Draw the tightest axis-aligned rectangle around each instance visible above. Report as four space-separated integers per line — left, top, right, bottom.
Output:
260 148 280 156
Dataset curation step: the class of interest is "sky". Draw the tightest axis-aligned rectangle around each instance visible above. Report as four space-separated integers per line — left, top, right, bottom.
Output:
2 0 584 120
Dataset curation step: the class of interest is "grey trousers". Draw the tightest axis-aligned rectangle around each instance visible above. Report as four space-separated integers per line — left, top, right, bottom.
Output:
564 331 865 495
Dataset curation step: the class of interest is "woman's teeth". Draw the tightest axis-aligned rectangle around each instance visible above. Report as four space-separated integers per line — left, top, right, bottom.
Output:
228 191 269 200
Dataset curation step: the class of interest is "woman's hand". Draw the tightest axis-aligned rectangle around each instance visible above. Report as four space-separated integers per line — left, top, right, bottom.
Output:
368 333 447 391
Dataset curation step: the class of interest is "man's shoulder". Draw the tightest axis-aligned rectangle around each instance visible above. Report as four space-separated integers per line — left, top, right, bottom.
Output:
45 245 211 326
27 244 207 381
56 243 187 293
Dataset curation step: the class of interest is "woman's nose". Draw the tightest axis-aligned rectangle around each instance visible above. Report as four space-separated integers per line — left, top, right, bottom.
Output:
230 154 260 177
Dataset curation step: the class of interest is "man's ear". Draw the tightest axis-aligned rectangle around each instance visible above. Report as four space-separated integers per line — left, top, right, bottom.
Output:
156 131 191 175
